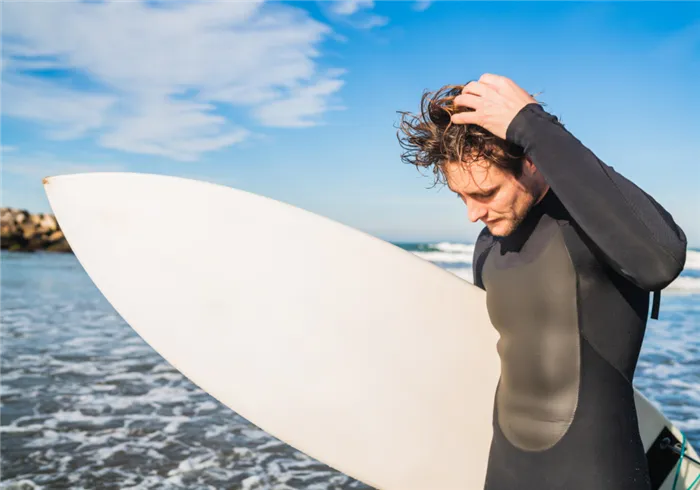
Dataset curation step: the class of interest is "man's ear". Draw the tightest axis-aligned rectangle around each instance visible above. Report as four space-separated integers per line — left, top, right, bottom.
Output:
523 156 538 174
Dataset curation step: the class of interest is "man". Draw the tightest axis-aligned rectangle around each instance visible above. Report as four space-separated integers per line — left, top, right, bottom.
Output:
397 74 687 489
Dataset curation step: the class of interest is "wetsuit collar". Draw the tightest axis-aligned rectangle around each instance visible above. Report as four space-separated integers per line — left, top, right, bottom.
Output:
497 187 562 252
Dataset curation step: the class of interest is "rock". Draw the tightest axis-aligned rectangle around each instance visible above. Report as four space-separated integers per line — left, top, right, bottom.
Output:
22 223 37 240
15 211 28 224
47 230 64 242
40 214 58 232
0 207 72 253
45 240 72 253
1 222 17 236
1 209 15 225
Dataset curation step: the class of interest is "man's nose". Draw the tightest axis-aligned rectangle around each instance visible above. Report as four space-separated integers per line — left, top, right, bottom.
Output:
467 201 487 223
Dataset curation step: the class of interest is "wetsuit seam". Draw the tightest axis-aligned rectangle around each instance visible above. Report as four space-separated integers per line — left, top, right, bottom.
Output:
504 224 580 454
473 233 497 290
526 105 683 272
562 229 582 450
579 332 632 386
559 219 633 386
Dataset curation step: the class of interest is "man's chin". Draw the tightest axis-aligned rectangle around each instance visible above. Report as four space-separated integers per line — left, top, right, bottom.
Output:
487 220 513 237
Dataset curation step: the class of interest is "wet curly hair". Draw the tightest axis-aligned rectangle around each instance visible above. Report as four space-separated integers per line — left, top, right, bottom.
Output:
396 83 540 188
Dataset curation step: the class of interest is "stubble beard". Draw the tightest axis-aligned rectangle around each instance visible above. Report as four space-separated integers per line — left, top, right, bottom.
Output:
488 194 537 237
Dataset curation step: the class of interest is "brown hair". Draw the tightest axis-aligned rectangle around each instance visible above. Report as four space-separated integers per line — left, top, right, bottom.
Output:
396 83 535 188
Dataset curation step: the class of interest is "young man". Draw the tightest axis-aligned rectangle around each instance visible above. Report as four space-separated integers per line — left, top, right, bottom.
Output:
397 74 687 489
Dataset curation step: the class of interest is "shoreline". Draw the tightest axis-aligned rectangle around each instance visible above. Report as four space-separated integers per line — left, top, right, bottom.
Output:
2 207 699 255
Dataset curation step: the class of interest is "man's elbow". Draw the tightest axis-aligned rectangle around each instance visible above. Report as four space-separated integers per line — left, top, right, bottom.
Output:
636 241 687 291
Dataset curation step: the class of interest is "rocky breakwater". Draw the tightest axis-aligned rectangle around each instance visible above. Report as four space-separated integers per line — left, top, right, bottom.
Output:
1 208 72 252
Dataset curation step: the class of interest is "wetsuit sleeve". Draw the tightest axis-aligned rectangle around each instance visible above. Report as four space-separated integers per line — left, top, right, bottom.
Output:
472 226 495 290
505 103 687 291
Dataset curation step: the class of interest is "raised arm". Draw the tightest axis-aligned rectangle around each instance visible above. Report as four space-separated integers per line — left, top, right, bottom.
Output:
505 103 687 291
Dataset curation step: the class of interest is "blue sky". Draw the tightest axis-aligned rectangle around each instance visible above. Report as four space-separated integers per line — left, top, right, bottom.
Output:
2 1 699 246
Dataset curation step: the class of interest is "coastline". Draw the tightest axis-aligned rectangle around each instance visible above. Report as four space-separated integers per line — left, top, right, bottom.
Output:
1 207 72 253
2 206 698 256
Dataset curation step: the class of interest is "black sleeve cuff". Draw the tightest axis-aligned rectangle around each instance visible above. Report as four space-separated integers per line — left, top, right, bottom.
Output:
505 103 561 151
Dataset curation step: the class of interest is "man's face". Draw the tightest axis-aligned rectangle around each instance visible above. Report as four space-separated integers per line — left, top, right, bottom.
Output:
444 158 547 237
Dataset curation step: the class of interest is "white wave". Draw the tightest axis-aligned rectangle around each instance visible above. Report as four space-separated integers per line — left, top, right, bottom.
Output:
63 336 109 347
93 441 132 461
47 410 114 425
413 243 700 293
666 276 700 293
204 425 229 439
0 423 46 433
196 400 219 412
111 345 151 356
167 454 218 476
686 249 700 271
91 384 117 392
52 364 104 376
0 480 43 490
154 372 184 382
241 475 266 490
164 416 189 434
104 372 149 381
432 242 475 254
678 418 700 431
420 243 699 269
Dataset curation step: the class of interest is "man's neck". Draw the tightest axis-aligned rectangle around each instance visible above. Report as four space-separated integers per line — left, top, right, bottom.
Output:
534 184 551 206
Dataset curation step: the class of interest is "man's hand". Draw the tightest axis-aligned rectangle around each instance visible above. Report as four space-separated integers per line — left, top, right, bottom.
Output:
450 74 539 140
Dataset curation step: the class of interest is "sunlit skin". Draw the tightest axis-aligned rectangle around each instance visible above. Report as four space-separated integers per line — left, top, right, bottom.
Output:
444 157 550 237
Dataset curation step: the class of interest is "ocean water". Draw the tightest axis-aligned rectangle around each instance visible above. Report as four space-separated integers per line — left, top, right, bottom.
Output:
1 245 699 489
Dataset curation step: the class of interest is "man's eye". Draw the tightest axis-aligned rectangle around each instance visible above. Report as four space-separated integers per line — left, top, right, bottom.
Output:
456 191 495 199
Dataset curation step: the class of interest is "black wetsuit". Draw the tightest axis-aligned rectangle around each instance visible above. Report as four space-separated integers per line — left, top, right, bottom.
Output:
472 103 687 489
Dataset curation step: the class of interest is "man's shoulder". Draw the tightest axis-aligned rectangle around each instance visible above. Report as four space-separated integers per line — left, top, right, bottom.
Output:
473 226 496 257
472 226 496 290
476 225 495 245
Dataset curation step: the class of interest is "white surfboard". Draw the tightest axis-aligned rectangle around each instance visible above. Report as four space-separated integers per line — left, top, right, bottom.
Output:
43 172 699 489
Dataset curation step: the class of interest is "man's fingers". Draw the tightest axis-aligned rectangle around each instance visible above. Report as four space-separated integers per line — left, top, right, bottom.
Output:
452 92 482 125
450 110 479 125
479 73 508 86
453 93 483 111
461 80 498 97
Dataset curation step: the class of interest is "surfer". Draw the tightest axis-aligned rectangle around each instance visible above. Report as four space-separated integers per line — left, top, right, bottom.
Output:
397 74 687 489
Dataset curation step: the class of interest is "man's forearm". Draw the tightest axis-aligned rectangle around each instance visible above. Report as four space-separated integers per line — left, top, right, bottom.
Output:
505 103 687 290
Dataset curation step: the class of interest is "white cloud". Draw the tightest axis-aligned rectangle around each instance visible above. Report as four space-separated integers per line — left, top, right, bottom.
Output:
2 152 126 181
355 15 390 30
319 0 388 30
253 74 346 128
332 0 375 16
3 76 117 140
413 1 433 12
3 150 235 192
99 96 251 161
1 1 344 161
